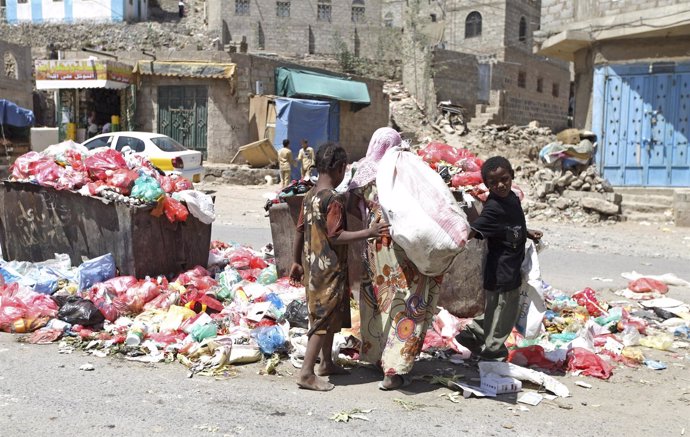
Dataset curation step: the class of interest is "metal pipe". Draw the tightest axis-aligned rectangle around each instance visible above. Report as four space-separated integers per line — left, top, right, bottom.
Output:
81 47 118 60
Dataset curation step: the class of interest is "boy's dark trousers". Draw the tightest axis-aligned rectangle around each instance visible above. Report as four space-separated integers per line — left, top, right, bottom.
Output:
456 286 521 360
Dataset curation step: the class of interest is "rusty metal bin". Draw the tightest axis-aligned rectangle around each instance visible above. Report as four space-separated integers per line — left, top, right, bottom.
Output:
268 193 484 318
0 181 211 278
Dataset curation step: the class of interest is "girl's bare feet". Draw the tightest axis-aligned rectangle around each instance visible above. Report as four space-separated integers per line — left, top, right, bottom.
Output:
316 362 350 376
297 374 335 391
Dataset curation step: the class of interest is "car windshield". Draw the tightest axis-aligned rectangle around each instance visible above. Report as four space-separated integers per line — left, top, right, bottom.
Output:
151 136 187 152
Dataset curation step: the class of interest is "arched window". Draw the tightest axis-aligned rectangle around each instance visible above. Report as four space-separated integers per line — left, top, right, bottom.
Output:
352 0 365 23
383 12 393 27
519 16 527 42
465 11 482 38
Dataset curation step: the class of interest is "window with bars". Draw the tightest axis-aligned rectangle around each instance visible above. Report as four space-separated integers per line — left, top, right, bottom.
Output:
235 0 250 16
276 1 290 17
351 0 365 23
317 0 331 22
518 71 526 89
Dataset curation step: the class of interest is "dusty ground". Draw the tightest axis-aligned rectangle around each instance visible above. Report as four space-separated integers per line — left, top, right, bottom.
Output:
1 183 689 436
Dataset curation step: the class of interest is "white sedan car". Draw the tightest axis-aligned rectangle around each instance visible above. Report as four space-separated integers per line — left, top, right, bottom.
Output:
82 131 204 183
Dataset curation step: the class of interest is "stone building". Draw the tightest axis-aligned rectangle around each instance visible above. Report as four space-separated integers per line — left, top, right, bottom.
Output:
206 0 397 58
131 52 388 163
536 0 690 187
399 0 570 129
0 39 32 110
3 0 148 23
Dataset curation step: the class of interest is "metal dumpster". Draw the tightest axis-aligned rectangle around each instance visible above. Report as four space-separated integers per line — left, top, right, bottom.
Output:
268 193 485 318
0 181 212 277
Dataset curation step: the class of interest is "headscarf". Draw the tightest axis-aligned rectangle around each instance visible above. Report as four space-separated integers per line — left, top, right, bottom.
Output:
348 127 401 190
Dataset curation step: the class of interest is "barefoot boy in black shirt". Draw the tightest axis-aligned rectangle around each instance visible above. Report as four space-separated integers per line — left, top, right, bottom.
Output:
456 156 543 361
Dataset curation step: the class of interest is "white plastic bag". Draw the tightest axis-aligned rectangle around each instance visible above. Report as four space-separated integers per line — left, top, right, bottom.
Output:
172 190 216 224
515 240 546 339
376 148 469 276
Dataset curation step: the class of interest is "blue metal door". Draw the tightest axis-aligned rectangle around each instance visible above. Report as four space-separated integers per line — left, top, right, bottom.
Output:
596 64 690 186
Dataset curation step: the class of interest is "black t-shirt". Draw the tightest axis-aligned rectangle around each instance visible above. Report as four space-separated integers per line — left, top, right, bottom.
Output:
471 191 527 292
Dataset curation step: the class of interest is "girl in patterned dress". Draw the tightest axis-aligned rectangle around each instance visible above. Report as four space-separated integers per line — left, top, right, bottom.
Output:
348 128 442 390
290 143 389 392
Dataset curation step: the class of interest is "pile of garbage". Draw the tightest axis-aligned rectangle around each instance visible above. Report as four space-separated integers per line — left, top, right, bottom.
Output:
263 179 314 212
7 141 214 224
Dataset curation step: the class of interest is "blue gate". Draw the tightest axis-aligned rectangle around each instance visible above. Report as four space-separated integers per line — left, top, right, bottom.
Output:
593 63 690 186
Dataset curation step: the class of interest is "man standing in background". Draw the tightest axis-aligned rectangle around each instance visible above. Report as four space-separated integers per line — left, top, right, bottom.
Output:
278 139 296 188
298 139 315 179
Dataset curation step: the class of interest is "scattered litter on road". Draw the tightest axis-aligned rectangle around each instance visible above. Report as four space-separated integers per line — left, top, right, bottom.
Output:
330 408 373 422
79 363 95 371
575 381 592 389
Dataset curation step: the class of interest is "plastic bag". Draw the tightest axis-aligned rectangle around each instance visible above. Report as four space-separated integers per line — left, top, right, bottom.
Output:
105 169 140 195
130 175 164 202
257 265 278 285
515 241 546 339
54 167 90 191
163 197 189 223
377 148 469 276
639 333 673 351
172 190 215 224
217 268 242 301
78 254 116 291
191 322 218 342
9 152 44 179
252 325 286 354
451 171 483 188
284 300 308 329
84 149 128 180
629 278 669 294
32 159 64 187
566 347 613 379
56 295 106 326
173 176 193 192
418 142 463 166
508 345 560 370
571 288 607 317
121 280 161 313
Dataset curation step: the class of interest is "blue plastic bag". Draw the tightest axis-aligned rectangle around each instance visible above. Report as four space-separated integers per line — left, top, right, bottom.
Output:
130 175 164 202
78 253 116 291
252 325 286 355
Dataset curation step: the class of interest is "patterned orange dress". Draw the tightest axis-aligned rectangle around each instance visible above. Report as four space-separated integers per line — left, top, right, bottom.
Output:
357 183 441 375
297 188 351 337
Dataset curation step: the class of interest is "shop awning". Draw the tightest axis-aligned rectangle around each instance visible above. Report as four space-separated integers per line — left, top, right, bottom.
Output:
133 61 236 81
0 99 34 127
35 59 133 90
275 67 371 105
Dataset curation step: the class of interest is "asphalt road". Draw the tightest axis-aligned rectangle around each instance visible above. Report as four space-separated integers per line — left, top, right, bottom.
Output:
1 223 688 436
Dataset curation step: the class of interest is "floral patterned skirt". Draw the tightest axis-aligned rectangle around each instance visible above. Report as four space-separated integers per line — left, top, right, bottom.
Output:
359 239 440 375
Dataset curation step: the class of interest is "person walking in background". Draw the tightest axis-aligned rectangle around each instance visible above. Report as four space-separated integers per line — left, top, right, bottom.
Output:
178 0 185 18
348 127 442 390
455 156 542 361
298 139 315 179
278 139 296 188
290 143 389 391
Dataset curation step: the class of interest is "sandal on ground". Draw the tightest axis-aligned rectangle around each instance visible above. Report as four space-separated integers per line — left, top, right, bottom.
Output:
378 374 412 391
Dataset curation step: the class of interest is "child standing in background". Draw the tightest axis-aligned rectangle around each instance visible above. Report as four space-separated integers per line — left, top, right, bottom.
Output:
278 139 296 188
456 156 543 361
290 142 389 391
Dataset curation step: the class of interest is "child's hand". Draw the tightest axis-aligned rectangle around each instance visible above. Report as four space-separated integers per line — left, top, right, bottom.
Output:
289 262 304 286
367 216 390 239
527 229 543 241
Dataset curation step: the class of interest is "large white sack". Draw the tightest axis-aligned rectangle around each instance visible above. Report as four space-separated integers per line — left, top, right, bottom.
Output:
376 148 469 276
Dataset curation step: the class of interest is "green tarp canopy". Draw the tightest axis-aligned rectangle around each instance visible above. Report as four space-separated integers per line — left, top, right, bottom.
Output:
275 67 371 105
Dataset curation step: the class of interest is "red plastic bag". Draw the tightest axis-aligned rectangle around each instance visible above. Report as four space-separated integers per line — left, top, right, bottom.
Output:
451 171 483 188
571 288 607 317
0 283 57 332
418 142 462 166
566 347 613 379
460 157 484 173
158 175 175 193
84 149 128 181
508 345 560 370
105 169 140 195
173 176 193 192
9 152 44 179
118 280 161 313
31 159 64 187
628 278 668 294
163 197 189 223
64 149 85 171
55 168 90 191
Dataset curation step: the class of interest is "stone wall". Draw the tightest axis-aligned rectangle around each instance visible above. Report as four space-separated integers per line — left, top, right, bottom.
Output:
210 0 386 58
0 39 33 110
431 49 479 117
496 49 570 130
541 0 686 33
444 0 507 57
